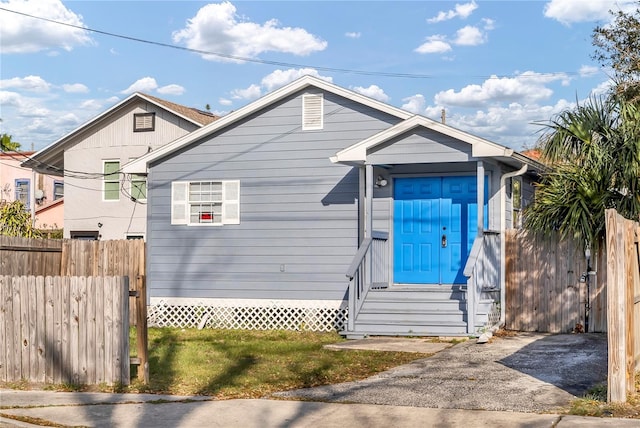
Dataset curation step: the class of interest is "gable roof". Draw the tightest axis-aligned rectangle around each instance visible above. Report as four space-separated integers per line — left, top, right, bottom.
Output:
331 114 547 171
123 75 413 174
21 93 219 176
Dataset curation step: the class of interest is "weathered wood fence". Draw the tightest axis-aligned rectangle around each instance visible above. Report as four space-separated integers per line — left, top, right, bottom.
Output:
0 237 145 326
605 209 640 403
0 237 148 385
505 230 607 333
0 276 130 385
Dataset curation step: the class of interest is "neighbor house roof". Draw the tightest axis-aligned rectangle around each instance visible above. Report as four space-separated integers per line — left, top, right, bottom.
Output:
21 93 219 176
123 75 413 174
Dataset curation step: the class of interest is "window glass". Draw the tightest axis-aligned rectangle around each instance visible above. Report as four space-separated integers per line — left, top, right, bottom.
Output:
104 161 120 200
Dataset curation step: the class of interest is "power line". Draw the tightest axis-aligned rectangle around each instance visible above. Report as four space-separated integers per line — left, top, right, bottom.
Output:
0 6 587 80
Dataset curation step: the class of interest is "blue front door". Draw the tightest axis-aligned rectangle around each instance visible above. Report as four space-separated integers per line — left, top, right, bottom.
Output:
393 176 486 284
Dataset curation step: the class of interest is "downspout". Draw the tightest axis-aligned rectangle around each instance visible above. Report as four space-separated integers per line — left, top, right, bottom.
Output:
499 164 528 326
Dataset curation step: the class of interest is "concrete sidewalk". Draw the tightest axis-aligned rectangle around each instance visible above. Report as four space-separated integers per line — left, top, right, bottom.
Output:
1 390 640 428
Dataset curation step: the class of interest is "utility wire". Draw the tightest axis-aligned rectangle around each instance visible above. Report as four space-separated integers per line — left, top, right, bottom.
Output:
0 6 586 80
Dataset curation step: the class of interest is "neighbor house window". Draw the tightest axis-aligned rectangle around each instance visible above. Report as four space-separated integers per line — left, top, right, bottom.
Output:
133 112 155 132
15 179 30 209
302 94 323 130
171 180 240 226
53 181 64 200
130 174 147 201
70 230 99 240
103 160 120 201
512 177 522 228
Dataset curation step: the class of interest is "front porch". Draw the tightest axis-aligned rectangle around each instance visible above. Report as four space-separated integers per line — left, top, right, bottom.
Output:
343 225 502 338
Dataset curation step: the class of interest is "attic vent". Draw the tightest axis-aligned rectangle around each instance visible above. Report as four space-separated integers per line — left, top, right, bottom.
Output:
133 113 156 132
302 94 323 130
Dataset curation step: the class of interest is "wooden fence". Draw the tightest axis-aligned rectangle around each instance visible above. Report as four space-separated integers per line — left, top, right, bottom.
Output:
0 237 145 326
505 230 607 333
605 209 640 403
0 275 130 385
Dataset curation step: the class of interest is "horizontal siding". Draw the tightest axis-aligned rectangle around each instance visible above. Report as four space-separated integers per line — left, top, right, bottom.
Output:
147 89 403 301
368 129 472 164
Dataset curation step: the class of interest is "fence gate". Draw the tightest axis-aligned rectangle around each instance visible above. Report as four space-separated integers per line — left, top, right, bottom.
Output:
0 275 130 385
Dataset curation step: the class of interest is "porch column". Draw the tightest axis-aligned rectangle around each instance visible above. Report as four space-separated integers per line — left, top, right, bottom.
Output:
477 161 484 236
359 166 366 244
468 161 484 335
365 163 373 239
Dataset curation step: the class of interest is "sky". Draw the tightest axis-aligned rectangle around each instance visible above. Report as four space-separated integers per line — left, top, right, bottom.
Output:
0 0 636 152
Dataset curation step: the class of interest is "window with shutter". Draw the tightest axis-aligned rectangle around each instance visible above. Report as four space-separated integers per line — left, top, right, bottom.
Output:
302 94 323 130
171 180 240 226
133 113 155 132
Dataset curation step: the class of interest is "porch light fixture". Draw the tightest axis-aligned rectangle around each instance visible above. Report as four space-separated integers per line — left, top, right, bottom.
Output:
375 175 388 187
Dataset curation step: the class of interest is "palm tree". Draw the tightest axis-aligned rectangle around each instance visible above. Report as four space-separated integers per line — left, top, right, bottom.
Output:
0 133 21 152
525 95 640 247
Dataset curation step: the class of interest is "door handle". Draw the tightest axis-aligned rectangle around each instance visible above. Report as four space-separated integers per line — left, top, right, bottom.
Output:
441 234 447 248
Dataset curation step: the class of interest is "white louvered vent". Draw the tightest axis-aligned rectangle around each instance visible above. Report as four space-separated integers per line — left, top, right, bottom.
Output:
134 113 155 132
302 94 323 130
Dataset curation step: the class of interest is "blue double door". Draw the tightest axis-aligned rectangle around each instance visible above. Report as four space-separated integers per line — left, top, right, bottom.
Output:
393 176 487 284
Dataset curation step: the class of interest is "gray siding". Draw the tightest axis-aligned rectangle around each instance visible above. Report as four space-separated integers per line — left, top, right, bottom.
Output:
147 90 402 300
367 129 472 164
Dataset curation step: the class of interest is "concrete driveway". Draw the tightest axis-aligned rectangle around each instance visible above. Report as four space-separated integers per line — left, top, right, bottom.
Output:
275 332 608 413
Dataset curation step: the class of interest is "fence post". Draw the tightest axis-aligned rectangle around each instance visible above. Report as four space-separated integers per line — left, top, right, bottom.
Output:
136 275 149 383
606 209 627 402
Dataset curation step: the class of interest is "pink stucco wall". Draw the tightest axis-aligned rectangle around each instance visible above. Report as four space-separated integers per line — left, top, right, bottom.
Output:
0 151 64 230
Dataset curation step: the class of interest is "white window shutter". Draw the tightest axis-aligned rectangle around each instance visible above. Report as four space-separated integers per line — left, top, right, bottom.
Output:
171 182 189 225
222 180 240 225
302 94 323 130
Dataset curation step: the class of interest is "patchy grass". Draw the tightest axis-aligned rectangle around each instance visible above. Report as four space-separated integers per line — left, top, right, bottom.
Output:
127 328 430 398
2 328 429 399
569 373 640 419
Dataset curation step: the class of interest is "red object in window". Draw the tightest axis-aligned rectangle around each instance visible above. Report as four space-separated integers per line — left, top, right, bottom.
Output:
200 212 213 221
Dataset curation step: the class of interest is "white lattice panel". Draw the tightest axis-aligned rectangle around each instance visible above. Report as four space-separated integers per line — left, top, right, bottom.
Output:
148 300 348 332
486 302 501 328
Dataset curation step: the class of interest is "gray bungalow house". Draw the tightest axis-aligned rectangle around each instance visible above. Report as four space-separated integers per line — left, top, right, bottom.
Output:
124 76 543 337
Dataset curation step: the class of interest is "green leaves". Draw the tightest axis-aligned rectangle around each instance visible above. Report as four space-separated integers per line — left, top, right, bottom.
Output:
0 201 42 238
526 95 640 247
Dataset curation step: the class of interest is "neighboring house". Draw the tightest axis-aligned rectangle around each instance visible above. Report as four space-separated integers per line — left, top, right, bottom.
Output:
22 94 218 240
0 151 64 230
124 76 544 337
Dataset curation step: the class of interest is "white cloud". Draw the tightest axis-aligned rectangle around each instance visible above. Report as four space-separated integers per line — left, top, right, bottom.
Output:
345 32 361 39
0 0 92 54
415 35 452 54
434 72 568 108
454 25 485 46
157 84 185 96
579 65 600 77
172 1 327 62
543 0 636 25
482 18 495 31
0 76 51 92
62 83 89 93
0 91 22 108
261 68 332 92
79 99 104 110
121 77 158 95
427 1 478 23
351 85 390 102
230 84 262 100
401 94 427 114
219 98 233 106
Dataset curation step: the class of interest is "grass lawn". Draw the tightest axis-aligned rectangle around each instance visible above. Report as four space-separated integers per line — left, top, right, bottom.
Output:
569 373 640 419
124 328 431 398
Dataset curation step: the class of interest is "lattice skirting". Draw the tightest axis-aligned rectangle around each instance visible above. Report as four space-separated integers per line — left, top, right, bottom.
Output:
148 298 348 332
486 301 501 328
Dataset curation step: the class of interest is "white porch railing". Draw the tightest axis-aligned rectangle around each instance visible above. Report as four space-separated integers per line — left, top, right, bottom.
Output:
345 231 389 332
463 231 501 334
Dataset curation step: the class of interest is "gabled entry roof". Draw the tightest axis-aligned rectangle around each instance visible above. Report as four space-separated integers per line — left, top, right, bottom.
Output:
123 75 413 174
330 114 544 170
